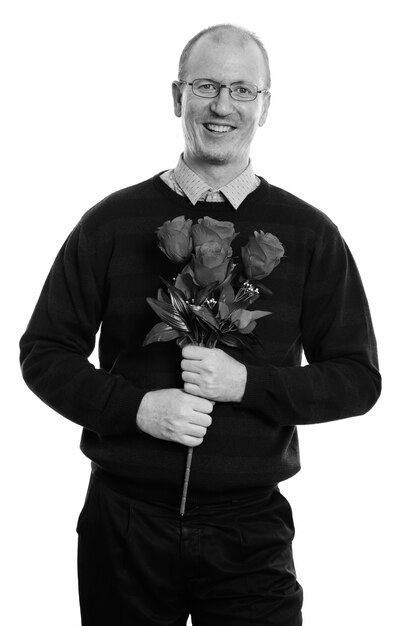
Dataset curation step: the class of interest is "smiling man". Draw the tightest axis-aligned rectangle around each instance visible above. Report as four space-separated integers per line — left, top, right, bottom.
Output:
172 31 270 183
20 24 380 626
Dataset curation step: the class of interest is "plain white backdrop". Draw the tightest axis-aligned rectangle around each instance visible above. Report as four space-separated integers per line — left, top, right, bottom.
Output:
2 1 416 624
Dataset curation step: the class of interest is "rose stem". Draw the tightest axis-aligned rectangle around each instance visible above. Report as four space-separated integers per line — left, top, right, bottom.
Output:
180 447 193 516
179 338 204 516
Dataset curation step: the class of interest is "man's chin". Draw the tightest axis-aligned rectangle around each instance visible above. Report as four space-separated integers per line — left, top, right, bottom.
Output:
197 148 234 165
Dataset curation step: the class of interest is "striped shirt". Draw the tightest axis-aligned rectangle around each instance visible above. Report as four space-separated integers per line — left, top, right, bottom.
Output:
160 156 260 209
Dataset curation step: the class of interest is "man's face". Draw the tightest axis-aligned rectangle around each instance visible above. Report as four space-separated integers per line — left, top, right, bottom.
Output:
172 35 270 171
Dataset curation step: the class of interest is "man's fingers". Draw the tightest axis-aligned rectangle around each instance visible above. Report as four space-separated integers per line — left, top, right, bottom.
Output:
182 371 200 384
184 381 203 397
180 389 213 412
182 435 204 447
181 358 202 373
182 345 210 360
189 413 212 428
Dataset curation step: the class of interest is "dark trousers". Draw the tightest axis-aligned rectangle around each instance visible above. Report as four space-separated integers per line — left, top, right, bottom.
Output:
77 473 303 625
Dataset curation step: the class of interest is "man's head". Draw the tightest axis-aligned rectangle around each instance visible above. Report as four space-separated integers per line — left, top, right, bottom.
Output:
172 24 271 179
178 25 271 90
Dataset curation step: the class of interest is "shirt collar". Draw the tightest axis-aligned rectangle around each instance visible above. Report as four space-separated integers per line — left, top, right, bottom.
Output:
173 156 258 210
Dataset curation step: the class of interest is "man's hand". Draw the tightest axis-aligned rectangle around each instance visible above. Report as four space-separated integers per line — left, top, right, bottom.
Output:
181 346 247 403
136 388 213 447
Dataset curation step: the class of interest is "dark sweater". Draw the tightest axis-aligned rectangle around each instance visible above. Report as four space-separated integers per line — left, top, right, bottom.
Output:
20 174 381 503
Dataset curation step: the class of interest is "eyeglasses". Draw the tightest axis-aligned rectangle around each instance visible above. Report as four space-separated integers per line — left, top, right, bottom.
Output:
178 78 270 102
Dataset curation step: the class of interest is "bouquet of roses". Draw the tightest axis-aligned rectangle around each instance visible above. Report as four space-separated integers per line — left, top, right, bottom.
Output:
143 215 285 514
144 216 284 349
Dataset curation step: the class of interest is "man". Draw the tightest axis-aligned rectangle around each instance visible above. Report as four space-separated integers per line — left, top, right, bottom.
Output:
20 24 381 626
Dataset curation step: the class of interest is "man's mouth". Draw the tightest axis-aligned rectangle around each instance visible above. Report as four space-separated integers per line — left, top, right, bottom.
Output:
203 123 236 134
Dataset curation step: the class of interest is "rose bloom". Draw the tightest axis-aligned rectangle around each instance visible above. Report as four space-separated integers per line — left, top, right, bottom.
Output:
192 216 236 248
157 216 193 263
192 241 233 286
242 231 285 281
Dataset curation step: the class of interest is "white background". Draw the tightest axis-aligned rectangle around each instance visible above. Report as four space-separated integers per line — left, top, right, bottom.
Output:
2 1 416 624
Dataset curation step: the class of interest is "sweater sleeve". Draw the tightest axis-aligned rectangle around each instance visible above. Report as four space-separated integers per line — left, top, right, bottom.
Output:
240 229 381 425
19 220 146 437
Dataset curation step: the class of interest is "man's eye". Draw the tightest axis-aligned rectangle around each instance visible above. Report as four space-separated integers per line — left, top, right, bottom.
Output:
235 85 251 95
200 83 217 91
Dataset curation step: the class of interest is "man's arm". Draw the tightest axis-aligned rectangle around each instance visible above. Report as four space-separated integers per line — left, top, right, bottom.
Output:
19 221 147 436
20 218 214 443
181 230 381 425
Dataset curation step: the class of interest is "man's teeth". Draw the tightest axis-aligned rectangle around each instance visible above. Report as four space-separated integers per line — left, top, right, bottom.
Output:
205 124 234 133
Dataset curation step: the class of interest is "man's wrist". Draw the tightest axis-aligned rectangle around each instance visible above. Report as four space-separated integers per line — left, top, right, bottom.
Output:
136 391 152 431
234 363 247 402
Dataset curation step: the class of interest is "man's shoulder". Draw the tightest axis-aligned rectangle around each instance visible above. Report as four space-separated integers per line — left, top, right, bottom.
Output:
260 178 339 238
81 174 162 223
263 179 334 222
68 173 170 245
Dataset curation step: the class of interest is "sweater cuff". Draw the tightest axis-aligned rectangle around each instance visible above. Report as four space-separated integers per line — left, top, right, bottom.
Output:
238 363 270 413
100 381 147 437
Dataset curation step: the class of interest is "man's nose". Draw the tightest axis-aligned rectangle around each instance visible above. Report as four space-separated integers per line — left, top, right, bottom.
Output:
209 86 235 116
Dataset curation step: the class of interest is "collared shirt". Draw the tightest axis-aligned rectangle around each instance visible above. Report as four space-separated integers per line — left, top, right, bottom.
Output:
160 156 260 210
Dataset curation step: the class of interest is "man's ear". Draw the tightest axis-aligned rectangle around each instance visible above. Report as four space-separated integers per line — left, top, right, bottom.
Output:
258 92 271 127
172 81 183 118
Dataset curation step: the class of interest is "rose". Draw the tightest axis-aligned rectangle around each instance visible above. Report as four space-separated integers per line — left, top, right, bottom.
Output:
156 216 193 263
241 231 285 281
192 241 233 287
192 216 236 248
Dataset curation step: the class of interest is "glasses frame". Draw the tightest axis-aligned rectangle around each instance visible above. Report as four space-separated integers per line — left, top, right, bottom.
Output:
178 79 270 102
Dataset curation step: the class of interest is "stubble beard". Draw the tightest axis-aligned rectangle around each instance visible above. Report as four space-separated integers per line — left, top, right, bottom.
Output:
195 144 234 166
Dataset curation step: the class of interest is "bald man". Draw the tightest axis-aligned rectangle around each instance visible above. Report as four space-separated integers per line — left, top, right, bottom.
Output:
20 24 380 626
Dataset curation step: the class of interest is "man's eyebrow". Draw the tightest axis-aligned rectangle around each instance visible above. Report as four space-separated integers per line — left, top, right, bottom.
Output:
198 77 252 84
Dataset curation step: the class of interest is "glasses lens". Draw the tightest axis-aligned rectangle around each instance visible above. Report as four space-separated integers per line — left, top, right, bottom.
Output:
230 82 258 101
192 79 220 98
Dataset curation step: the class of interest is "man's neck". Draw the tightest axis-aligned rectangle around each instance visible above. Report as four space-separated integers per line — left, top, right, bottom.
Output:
183 154 250 189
